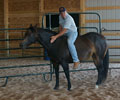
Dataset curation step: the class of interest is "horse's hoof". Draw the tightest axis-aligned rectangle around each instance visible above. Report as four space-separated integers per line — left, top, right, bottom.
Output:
54 86 59 90
68 89 71 91
95 85 99 89
67 88 71 91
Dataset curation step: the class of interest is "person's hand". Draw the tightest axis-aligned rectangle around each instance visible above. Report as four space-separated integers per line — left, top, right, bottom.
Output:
50 36 57 43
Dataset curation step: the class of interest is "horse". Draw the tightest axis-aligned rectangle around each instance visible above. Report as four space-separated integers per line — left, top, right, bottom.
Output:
20 24 109 90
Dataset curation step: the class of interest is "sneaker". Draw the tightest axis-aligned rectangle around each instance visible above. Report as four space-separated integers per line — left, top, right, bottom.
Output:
73 62 80 69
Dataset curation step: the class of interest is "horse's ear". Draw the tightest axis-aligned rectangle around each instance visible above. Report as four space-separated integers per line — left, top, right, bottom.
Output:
32 24 37 33
34 24 38 32
30 24 33 28
34 24 38 28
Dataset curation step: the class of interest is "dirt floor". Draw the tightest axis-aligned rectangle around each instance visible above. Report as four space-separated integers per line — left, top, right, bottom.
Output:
0 59 120 100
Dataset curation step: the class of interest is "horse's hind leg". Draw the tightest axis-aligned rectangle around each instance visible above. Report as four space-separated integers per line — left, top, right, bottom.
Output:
61 61 71 90
96 60 104 85
93 54 105 88
53 62 60 90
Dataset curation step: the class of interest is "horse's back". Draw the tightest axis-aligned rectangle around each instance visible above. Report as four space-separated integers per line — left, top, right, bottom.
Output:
75 32 107 60
48 31 107 62
83 32 107 58
80 32 106 42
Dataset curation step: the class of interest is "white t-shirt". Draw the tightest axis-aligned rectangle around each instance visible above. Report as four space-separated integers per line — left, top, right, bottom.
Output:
59 13 77 33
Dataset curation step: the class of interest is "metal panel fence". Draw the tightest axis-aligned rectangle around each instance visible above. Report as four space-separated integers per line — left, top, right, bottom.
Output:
0 28 53 86
1 12 119 86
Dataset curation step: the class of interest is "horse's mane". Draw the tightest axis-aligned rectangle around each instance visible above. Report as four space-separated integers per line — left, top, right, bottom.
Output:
28 26 37 32
44 28 58 35
28 26 57 35
29 26 67 44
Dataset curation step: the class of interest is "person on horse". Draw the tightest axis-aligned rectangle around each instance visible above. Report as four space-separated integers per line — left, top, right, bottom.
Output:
50 7 80 69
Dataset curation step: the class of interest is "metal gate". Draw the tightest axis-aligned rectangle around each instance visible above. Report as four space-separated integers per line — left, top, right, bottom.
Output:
0 28 53 86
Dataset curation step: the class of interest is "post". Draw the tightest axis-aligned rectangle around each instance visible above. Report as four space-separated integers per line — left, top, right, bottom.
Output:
79 0 86 35
4 0 9 56
39 0 46 60
39 0 44 27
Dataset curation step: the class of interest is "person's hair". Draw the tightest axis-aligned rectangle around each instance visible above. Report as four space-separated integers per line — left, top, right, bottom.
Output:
59 7 66 13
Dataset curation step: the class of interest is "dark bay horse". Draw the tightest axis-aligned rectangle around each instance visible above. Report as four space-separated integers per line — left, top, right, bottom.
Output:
20 24 109 90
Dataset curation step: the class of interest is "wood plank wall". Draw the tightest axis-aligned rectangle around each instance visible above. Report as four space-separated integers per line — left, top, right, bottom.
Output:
44 0 80 12
3 0 120 60
0 0 5 55
1 0 86 29
0 0 86 58
0 0 4 27
0 0 44 57
9 0 40 28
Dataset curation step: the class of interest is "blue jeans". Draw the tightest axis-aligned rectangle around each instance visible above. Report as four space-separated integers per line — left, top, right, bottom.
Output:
65 31 79 62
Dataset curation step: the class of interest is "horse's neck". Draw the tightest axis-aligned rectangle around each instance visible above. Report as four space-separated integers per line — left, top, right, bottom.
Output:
37 29 67 51
37 30 52 50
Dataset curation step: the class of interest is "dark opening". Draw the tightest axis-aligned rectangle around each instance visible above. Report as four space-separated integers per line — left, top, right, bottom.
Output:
46 14 79 32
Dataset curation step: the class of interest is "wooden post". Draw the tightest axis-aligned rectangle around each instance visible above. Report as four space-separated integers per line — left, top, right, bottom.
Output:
4 0 9 56
39 0 45 27
39 0 45 60
79 0 86 35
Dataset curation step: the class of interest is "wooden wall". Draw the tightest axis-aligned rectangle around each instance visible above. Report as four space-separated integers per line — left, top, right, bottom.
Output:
8 0 45 57
0 0 86 29
0 0 5 55
0 0 120 61
0 0 86 58
0 0 4 27
0 0 45 58
44 0 80 12
9 0 40 28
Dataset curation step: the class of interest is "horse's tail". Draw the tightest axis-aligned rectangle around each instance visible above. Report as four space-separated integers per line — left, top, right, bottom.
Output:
102 49 109 81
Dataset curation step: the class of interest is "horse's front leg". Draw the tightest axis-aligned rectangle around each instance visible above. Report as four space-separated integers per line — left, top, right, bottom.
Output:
61 62 71 90
53 62 59 90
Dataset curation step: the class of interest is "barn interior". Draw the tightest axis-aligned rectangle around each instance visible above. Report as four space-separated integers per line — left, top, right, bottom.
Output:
0 0 120 100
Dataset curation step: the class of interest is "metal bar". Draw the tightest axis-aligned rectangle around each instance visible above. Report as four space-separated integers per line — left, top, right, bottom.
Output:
0 72 52 79
53 68 97 74
42 12 102 33
102 28 120 32
110 48 120 49
0 64 51 69
78 27 98 32
2 77 8 87
49 14 52 30
0 69 53 86
107 39 120 41
0 28 26 31
42 15 45 28
0 56 44 60
0 38 23 41
0 47 42 50
109 55 120 56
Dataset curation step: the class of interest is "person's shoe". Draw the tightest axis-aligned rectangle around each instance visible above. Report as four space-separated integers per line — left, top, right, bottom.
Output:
73 62 80 69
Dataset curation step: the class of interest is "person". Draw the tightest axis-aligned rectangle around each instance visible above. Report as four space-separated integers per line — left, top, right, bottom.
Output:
50 7 80 69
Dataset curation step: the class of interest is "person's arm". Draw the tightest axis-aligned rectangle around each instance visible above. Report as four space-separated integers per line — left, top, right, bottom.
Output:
50 28 67 43
59 24 62 32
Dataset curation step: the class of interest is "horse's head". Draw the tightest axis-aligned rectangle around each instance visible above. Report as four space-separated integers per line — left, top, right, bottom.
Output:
20 24 38 49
